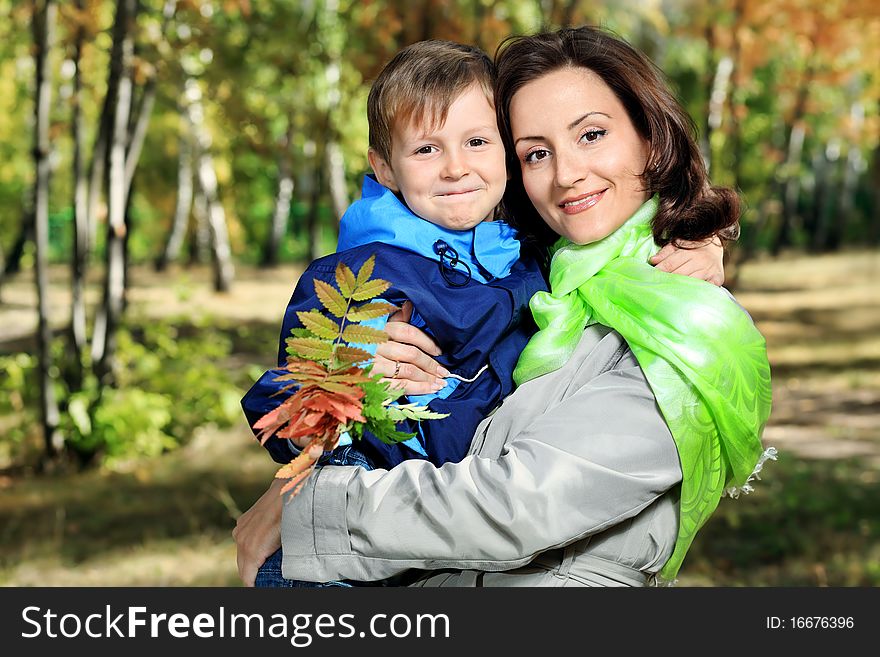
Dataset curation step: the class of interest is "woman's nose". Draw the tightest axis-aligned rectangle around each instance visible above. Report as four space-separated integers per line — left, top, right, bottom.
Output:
553 149 585 188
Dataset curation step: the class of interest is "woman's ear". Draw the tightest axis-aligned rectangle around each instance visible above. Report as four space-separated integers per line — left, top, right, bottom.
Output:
368 148 399 192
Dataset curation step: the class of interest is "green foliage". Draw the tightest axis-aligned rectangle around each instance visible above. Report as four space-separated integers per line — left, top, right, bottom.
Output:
0 318 242 468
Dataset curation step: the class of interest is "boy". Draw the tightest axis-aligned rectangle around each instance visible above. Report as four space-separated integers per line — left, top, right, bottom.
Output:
242 41 546 472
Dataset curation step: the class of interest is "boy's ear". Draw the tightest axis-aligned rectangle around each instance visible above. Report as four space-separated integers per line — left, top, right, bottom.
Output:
368 148 399 192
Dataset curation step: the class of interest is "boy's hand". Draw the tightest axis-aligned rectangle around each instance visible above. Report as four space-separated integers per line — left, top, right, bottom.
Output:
374 301 449 394
650 236 725 286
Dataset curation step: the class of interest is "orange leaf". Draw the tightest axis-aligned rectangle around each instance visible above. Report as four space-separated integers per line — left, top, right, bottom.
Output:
334 346 373 364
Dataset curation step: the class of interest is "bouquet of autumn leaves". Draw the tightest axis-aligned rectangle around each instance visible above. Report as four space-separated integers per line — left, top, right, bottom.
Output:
253 256 447 498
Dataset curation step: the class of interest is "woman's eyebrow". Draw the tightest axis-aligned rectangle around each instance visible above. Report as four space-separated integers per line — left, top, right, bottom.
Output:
567 111 611 130
515 111 614 146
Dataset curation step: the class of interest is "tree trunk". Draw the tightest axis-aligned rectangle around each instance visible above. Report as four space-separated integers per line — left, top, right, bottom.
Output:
156 101 193 271
189 188 211 265
830 143 860 251
771 20 819 256
2 216 33 276
829 101 865 251
185 79 234 291
92 0 137 383
772 120 806 255
306 149 326 262
706 55 733 176
70 0 89 379
262 119 294 267
809 143 836 252
324 139 347 230
124 79 157 194
870 143 880 246
33 0 63 462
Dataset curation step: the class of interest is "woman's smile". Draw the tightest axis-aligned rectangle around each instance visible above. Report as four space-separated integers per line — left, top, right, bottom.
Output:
558 189 606 214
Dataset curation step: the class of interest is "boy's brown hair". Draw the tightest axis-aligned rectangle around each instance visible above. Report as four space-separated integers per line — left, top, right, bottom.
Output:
367 40 494 164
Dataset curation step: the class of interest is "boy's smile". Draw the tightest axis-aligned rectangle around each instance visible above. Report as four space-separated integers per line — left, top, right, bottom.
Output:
369 83 507 231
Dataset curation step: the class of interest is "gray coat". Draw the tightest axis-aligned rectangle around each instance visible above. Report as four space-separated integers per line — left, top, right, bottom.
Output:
280 324 682 586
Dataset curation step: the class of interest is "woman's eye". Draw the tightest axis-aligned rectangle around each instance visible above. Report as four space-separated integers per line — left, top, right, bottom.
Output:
524 149 550 164
580 129 607 144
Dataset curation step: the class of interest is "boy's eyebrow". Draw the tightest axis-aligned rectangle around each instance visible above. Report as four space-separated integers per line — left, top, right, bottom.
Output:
411 124 498 141
514 111 611 146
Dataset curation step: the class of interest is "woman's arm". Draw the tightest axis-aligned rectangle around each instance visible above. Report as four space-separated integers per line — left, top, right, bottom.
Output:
232 477 285 587
279 333 682 583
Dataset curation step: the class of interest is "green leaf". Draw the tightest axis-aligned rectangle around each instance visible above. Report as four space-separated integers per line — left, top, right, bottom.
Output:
384 403 450 422
297 310 340 339
289 327 312 338
286 337 334 361
314 279 349 317
341 325 389 345
334 345 373 364
346 301 398 322
68 395 92 435
370 427 418 445
335 262 357 297
351 278 391 301
355 255 376 287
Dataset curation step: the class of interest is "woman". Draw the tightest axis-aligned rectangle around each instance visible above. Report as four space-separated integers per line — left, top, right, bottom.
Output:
235 26 773 586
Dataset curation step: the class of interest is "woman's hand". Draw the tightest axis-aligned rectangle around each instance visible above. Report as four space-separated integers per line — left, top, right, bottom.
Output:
232 477 285 587
372 301 449 395
650 236 725 286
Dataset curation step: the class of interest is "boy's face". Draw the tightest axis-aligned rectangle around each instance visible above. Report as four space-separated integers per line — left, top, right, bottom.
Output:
369 83 507 231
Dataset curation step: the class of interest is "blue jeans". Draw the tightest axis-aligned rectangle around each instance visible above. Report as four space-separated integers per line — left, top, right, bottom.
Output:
254 444 388 588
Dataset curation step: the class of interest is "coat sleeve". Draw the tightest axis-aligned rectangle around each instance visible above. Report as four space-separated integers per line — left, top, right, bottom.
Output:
279 349 682 582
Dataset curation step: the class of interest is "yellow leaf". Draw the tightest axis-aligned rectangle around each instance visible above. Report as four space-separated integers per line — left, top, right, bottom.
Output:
286 337 334 361
314 279 349 317
335 262 357 297
346 301 398 322
355 255 376 287
351 278 391 301
342 325 389 345
297 310 340 339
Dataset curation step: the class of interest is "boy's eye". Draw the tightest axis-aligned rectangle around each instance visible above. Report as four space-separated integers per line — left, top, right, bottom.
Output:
524 149 551 164
415 145 438 155
580 129 607 144
467 138 487 147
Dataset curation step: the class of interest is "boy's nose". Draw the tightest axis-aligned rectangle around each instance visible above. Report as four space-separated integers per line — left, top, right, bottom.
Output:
441 152 468 179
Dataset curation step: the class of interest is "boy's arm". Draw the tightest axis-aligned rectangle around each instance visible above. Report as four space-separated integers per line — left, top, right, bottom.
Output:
650 236 725 286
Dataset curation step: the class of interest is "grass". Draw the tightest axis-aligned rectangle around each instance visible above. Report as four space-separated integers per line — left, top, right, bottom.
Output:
1 250 878 586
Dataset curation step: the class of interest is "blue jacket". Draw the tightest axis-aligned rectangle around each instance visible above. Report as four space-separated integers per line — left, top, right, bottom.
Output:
241 177 547 468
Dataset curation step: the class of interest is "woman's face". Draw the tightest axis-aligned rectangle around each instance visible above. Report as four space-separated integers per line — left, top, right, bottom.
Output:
510 66 650 245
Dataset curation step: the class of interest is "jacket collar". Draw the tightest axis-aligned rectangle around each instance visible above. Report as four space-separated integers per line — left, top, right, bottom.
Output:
337 175 520 283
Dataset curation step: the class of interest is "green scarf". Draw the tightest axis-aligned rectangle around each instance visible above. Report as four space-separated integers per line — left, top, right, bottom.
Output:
513 195 773 581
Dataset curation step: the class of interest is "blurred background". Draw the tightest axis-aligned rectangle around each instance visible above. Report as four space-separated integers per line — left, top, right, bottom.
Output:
1 0 878 586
